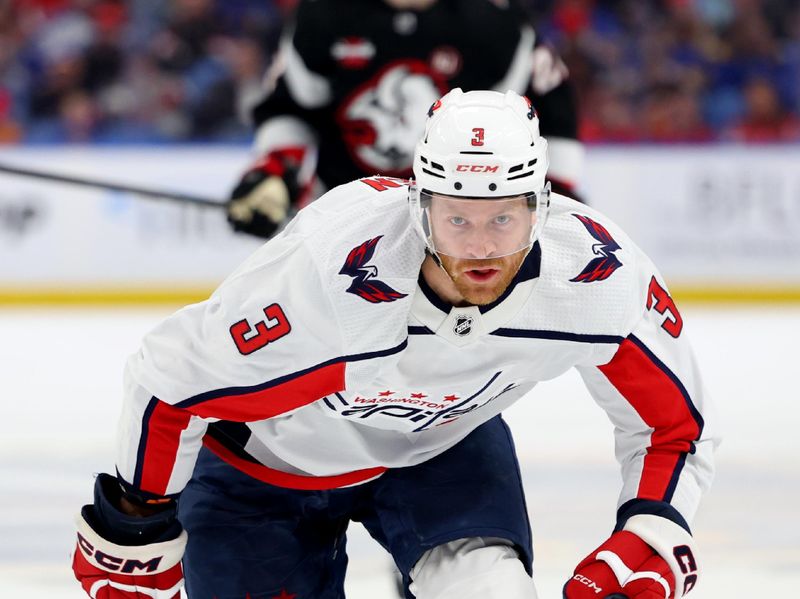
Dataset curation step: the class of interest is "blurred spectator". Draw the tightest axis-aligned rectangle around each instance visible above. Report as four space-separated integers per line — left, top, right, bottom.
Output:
534 0 800 143
1 0 800 144
2 0 280 144
641 83 714 142
722 76 800 142
0 88 22 142
579 86 640 142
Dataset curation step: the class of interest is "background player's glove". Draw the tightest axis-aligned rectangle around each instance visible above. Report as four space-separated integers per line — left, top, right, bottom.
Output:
227 147 307 238
72 473 186 598
563 515 699 599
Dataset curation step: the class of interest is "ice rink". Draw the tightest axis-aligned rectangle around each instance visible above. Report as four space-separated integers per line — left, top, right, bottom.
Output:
1 304 798 598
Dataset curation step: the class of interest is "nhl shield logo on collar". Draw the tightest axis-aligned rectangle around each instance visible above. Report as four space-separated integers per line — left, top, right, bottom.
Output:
454 315 473 337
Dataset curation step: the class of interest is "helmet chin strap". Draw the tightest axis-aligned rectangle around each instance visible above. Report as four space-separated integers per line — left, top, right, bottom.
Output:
423 248 454 288
424 247 444 269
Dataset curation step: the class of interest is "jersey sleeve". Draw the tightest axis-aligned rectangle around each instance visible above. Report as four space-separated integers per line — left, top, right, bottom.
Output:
115 235 346 498
527 39 583 196
250 0 332 152
575 262 719 531
494 1 583 194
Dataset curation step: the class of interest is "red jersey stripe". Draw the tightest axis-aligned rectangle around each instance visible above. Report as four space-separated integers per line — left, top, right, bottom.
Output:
133 361 346 495
139 400 193 494
184 362 346 421
203 436 386 490
598 337 701 501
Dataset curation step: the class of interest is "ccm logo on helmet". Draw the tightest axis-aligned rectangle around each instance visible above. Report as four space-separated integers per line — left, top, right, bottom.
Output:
77 532 163 573
455 164 499 173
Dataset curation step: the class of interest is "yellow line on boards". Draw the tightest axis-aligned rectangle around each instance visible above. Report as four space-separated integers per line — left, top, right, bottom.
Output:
670 286 800 304
1 286 800 306
0 288 214 307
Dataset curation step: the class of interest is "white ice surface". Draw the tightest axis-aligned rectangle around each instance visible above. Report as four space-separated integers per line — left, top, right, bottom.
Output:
1 306 797 597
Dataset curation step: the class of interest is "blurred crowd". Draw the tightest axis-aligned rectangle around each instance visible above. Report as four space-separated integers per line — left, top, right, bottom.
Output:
534 0 800 143
0 0 288 143
1 0 799 144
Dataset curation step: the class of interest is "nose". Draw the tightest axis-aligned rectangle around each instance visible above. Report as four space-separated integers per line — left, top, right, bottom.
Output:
464 228 498 259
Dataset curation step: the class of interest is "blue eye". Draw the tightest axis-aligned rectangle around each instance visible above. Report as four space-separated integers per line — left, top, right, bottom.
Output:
450 216 466 226
494 215 510 225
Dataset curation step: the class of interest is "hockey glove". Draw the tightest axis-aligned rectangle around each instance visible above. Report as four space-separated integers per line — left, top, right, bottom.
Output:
72 473 186 599
227 147 308 238
563 515 699 599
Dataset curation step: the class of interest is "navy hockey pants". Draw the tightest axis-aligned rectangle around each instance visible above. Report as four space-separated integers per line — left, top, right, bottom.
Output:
178 415 532 599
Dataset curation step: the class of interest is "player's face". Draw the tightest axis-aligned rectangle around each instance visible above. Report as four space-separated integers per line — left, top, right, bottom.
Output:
427 194 535 260
426 194 534 305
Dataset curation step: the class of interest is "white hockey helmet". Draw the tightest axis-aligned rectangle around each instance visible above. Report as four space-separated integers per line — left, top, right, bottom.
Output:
410 88 551 259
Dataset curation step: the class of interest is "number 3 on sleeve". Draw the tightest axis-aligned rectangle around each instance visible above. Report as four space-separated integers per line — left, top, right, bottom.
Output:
646 277 683 338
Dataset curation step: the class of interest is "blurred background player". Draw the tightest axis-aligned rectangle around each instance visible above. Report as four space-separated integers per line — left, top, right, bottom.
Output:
226 0 584 238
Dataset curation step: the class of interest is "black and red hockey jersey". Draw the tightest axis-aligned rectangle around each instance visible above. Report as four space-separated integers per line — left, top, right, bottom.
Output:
251 0 584 198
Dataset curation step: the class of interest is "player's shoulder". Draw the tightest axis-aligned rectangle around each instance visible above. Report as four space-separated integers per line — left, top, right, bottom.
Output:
263 176 422 296
203 176 421 365
292 177 424 353
295 176 413 238
529 193 652 335
298 177 421 271
224 176 419 286
543 192 644 271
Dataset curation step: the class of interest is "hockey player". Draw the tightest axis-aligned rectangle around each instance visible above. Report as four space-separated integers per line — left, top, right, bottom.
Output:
227 0 584 238
72 89 716 599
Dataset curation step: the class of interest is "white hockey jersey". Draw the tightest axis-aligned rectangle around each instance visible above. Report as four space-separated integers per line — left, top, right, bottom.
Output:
117 177 717 526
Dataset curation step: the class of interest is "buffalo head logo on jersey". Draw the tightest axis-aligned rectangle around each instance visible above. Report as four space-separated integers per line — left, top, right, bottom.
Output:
570 214 623 283
337 60 448 175
339 236 408 303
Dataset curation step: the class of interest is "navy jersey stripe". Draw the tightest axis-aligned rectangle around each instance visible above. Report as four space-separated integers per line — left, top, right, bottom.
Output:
205 423 259 464
133 396 160 489
491 328 624 344
408 325 434 335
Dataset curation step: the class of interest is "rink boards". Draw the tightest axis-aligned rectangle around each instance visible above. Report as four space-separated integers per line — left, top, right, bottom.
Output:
1 145 800 304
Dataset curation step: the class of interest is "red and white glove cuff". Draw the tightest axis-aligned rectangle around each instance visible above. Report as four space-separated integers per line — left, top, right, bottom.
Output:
595 546 672 598
75 511 187 575
623 514 699 597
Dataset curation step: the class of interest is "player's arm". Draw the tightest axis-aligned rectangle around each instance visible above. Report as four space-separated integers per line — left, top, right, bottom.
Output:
72 309 217 598
526 41 584 201
228 0 333 237
499 1 584 199
72 238 347 597
567 267 719 598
